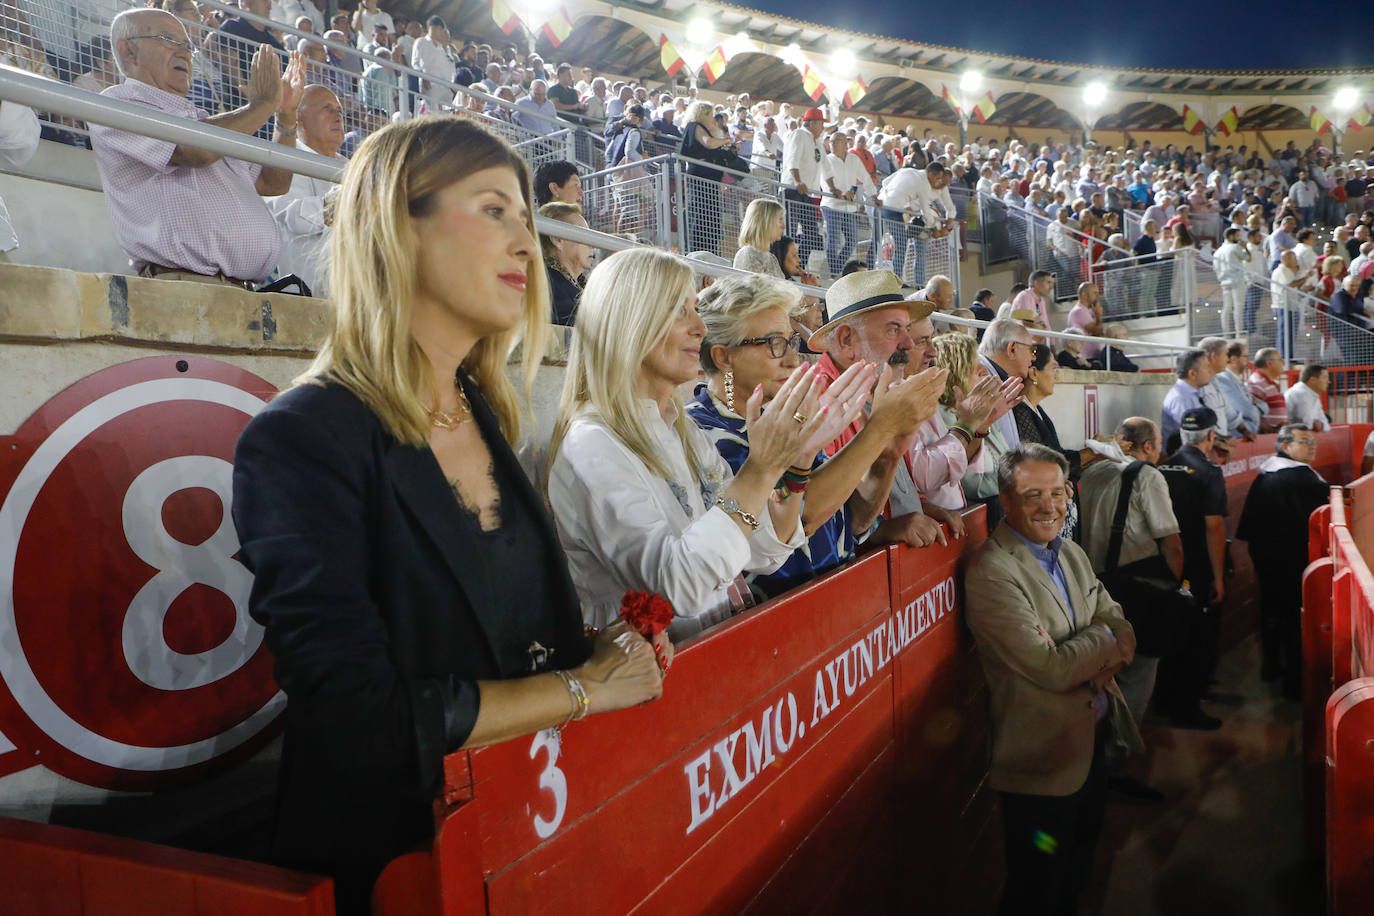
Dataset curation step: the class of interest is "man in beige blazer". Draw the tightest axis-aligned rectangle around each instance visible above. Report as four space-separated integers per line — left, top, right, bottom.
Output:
966 443 1139 916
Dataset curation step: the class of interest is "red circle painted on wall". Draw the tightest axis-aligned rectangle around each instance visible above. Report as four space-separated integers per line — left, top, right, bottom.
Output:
0 356 283 791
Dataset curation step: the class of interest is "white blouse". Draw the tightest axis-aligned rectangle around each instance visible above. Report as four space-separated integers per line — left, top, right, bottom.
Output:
548 400 805 639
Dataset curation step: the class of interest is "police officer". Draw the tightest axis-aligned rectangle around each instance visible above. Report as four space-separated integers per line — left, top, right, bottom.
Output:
1154 407 1227 730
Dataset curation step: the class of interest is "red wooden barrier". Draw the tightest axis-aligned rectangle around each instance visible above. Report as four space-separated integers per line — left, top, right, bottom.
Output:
0 816 334 915
370 510 994 914
1302 554 1334 860
1326 678 1374 916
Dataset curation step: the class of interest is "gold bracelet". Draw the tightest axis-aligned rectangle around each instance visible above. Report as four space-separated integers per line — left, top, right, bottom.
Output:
555 669 590 722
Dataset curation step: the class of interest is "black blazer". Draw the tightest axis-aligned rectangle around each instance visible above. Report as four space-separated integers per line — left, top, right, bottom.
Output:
231 374 588 910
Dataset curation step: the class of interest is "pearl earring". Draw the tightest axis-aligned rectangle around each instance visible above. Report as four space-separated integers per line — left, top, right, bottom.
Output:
724 370 735 412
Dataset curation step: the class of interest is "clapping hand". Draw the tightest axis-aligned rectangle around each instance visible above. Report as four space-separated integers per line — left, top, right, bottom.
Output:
791 360 875 463
743 364 833 476
870 363 947 440
246 43 284 110
985 376 1024 426
952 373 1001 432
278 49 305 118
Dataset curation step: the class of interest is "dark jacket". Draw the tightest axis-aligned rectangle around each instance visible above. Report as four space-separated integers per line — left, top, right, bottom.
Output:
231 376 588 910
547 262 582 325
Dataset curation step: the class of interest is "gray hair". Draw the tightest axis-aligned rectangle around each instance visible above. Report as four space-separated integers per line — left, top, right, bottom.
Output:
979 317 1031 359
996 444 1069 494
110 8 181 76
1175 348 1206 379
923 274 953 296
1276 423 1311 452
696 275 804 374
1116 416 1159 451
1180 426 1212 446
1197 336 1228 357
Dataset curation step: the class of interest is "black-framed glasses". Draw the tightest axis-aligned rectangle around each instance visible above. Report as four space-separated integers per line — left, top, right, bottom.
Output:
126 34 195 53
736 332 804 358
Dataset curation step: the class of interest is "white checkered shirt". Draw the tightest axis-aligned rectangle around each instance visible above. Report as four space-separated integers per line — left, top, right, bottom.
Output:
91 79 280 282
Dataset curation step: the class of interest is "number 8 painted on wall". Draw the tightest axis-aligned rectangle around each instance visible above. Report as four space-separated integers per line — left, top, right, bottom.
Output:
529 728 568 838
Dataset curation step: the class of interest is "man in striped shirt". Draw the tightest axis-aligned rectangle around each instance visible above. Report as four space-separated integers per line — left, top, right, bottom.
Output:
1246 347 1288 431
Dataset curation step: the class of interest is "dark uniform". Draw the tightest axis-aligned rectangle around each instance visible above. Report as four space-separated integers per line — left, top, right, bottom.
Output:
1236 459 1329 697
1155 408 1228 728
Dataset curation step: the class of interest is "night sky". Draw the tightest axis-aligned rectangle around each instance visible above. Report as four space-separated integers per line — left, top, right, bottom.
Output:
740 0 1371 72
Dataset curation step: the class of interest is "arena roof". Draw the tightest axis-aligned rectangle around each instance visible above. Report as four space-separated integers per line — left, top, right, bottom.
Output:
409 0 1372 132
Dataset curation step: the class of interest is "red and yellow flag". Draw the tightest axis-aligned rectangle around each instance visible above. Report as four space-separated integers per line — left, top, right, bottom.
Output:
971 91 996 123
1182 104 1203 135
702 45 728 84
842 76 867 109
659 35 685 78
541 6 573 47
940 83 962 118
1311 106 1332 136
489 0 520 35
802 65 826 102
1348 104 1371 132
1216 106 1239 137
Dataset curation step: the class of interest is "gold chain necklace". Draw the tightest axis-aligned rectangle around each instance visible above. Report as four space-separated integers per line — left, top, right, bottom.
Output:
428 382 472 430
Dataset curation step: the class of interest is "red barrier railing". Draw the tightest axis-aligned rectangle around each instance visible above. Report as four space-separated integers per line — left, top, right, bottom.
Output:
371 511 994 914
1307 470 1374 913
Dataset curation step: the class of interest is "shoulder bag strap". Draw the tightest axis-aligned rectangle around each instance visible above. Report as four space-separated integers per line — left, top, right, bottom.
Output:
1105 461 1145 574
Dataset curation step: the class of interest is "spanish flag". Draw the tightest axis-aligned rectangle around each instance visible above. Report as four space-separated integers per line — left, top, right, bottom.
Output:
1182 104 1203 135
1216 106 1239 137
489 0 520 35
1311 106 1332 136
541 6 573 47
702 45 728 84
971 91 996 123
802 65 825 102
941 83 962 118
659 35 685 78
1348 105 1370 132
842 76 867 108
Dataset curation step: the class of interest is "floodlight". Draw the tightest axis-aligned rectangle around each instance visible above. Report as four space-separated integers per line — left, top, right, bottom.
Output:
1083 81 1107 107
959 70 982 93
831 48 857 77
686 18 713 47
1334 87 1359 112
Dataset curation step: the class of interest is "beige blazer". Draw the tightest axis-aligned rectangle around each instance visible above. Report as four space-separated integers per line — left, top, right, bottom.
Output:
966 523 1141 797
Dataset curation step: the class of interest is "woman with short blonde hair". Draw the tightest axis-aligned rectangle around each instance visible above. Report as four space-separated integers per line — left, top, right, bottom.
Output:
548 248 853 637
233 117 664 911
733 198 786 278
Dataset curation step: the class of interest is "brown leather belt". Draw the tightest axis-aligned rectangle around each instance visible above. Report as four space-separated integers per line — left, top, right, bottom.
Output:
138 263 257 291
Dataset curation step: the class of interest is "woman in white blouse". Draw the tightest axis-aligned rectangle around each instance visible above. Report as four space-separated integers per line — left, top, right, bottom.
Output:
547 247 853 639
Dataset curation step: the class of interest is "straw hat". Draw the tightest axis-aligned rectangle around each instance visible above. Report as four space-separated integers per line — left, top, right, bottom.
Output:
807 270 935 349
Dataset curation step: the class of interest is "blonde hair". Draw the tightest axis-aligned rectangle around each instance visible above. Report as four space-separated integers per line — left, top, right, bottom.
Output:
549 247 703 483
934 331 978 408
686 100 718 132
696 274 803 374
299 116 549 447
737 198 784 252
538 201 582 260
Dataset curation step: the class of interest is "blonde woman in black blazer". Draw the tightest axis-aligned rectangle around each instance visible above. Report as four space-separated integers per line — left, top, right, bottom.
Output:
233 117 665 914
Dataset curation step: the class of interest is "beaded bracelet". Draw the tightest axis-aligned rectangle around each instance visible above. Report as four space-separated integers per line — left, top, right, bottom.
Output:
948 424 973 445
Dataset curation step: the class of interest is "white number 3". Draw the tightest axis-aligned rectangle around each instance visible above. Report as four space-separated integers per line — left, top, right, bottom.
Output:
529 728 568 838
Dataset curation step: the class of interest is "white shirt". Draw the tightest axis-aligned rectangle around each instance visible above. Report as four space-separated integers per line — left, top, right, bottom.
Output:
751 129 783 171
353 9 394 47
1271 263 1300 313
548 402 804 640
1284 380 1327 430
1213 240 1250 287
878 168 952 226
781 128 827 193
276 0 325 34
91 79 279 281
0 95 40 252
1047 218 1077 259
410 35 454 107
266 138 343 297
1289 179 1317 208
821 151 875 213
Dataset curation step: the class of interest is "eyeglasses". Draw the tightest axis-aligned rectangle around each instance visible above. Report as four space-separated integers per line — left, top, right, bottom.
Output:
736 332 804 358
126 34 195 53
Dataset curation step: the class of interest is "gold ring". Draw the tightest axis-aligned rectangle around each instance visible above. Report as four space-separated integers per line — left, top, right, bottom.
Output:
792 412 807 424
